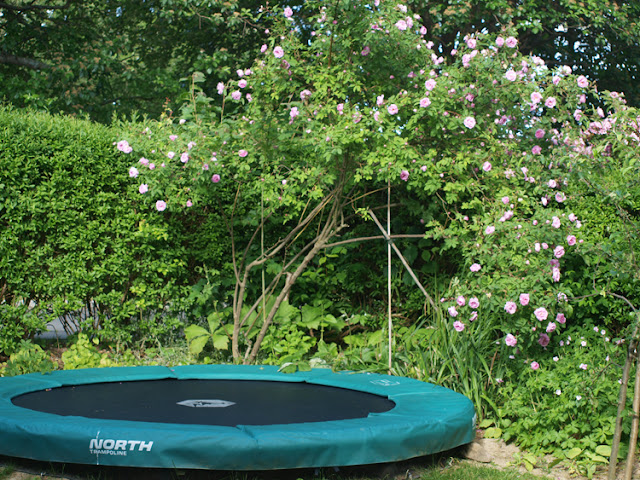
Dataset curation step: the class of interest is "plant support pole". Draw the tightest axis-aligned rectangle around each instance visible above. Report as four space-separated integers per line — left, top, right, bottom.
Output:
368 209 438 312
387 178 392 373
624 346 640 480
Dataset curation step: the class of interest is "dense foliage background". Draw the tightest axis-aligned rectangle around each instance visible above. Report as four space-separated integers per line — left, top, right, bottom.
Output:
2 0 640 477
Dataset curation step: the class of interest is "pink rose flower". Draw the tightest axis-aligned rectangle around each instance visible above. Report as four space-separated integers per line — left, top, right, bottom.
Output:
531 361 540 370
470 263 481 272
538 333 550 347
138 184 148 194
273 46 284 58
211 174 221 183
387 104 399 115
453 321 465 332
519 293 530 306
464 116 477 129
504 301 517 314
505 334 517 346
448 306 459 317
155 200 167 212
554 245 565 258
456 296 466 307
238 149 248 157
567 235 577 246
400 169 409 181
534 307 548 321
556 313 566 324
469 297 479 309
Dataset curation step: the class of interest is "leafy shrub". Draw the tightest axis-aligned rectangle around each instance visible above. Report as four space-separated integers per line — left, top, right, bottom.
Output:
2 340 56 376
0 106 229 353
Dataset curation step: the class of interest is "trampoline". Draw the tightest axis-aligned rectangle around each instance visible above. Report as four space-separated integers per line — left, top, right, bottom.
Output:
0 365 475 470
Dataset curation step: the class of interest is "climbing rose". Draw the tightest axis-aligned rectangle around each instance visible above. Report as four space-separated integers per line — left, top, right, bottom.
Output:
530 361 540 370
283 6 293 17
400 170 409 181
448 306 458 317
470 263 481 272
538 333 550 347
238 149 248 157
129 167 139 178
453 321 465 332
155 200 167 212
519 293 530 306
463 116 476 129
504 301 517 314
118 140 133 153
273 46 284 58
534 307 549 321
505 334 517 347
469 297 479 309
138 184 148 194
577 75 589 88
387 104 399 115
211 174 221 183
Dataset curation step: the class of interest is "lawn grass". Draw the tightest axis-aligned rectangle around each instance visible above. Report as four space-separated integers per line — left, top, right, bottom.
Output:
0 456 554 480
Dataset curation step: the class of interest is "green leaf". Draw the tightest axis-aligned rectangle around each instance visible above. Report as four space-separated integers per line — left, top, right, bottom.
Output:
211 333 229 350
478 419 494 429
188 335 209 355
595 445 611 457
184 325 209 342
566 447 583 459
484 427 502 438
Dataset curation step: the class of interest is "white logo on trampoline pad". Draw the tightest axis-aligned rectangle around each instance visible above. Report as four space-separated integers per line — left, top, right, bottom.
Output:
177 399 236 408
370 379 401 387
89 438 153 457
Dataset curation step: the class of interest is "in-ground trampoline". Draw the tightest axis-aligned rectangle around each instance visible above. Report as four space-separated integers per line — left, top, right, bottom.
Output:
0 365 476 470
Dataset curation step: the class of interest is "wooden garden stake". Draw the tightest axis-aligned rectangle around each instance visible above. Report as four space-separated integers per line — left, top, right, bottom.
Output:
624 346 640 480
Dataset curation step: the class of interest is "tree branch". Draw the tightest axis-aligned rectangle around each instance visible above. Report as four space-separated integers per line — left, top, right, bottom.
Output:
0 0 71 12
0 53 50 70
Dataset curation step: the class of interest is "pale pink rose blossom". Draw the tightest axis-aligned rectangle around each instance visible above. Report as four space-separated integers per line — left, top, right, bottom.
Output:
211 174 221 183
453 321 465 332
155 200 167 212
520 293 530 306
469 297 480 309
470 263 481 272
387 104 399 115
139 184 148 194
464 116 477 129
505 334 517 347
530 361 540 370
534 307 548 321
448 306 458 317
504 301 517 314
273 46 285 58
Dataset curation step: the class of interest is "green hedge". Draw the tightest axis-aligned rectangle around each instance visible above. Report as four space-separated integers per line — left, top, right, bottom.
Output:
0 107 224 355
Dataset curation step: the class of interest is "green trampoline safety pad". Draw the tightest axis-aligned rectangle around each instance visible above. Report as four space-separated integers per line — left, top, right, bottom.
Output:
0 365 476 470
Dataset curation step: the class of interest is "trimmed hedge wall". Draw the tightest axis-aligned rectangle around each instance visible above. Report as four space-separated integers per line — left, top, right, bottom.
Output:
0 107 220 355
